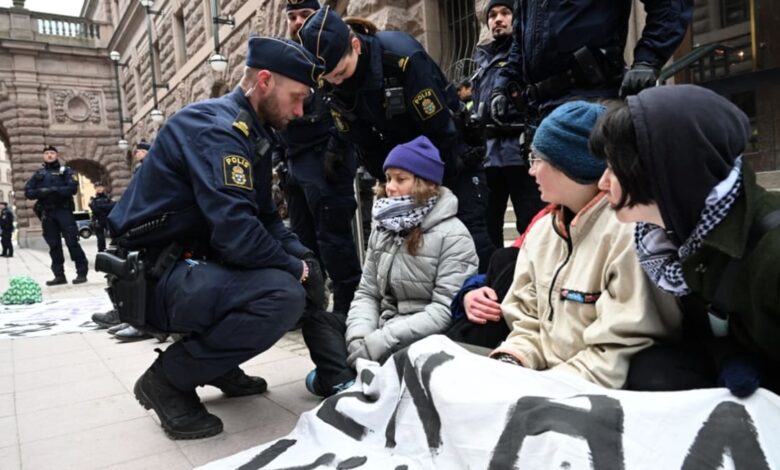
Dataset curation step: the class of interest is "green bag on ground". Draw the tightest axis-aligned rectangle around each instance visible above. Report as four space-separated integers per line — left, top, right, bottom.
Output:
1 276 43 305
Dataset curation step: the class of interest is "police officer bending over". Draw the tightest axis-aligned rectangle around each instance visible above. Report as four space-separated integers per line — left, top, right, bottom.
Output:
281 0 362 315
106 37 326 440
25 145 89 285
299 7 495 271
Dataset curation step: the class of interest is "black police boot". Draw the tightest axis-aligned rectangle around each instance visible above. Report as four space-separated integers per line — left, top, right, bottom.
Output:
206 368 268 397
46 276 67 286
91 309 121 328
72 274 87 284
134 357 223 440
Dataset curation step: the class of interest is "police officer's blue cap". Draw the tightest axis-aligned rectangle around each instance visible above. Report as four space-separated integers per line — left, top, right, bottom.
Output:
298 6 350 74
285 0 320 11
136 140 151 151
43 145 58 153
246 36 323 87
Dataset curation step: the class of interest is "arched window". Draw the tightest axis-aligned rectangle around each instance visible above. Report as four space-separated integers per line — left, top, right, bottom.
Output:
5 169 11 184
0 190 4 203
442 0 479 83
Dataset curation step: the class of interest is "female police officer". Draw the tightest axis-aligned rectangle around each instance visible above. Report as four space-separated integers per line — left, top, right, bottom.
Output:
299 7 494 270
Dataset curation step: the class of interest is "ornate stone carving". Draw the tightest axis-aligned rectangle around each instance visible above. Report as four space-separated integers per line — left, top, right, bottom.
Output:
51 89 102 124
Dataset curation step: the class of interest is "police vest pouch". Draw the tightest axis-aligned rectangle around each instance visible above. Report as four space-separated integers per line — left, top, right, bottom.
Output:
96 250 147 327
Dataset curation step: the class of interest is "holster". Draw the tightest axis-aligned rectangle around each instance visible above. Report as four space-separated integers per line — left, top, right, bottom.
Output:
96 250 148 327
96 242 183 328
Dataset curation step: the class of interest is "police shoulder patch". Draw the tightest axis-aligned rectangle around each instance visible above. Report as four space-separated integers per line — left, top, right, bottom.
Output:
223 155 253 191
412 88 443 121
330 110 350 133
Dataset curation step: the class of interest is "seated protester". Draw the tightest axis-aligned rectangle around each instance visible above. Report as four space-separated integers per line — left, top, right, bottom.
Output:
303 136 479 397
489 101 683 389
592 85 780 397
446 205 553 349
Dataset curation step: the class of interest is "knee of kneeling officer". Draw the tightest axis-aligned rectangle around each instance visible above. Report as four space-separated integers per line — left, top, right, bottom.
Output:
271 277 307 330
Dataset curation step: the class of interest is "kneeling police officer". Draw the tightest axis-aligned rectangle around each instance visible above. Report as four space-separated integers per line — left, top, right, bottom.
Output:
106 37 326 440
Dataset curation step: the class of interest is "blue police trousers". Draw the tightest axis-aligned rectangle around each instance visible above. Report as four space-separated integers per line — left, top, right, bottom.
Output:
150 260 306 391
41 208 88 277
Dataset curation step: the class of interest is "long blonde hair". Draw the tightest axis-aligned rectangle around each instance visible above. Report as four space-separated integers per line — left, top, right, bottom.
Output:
375 177 440 256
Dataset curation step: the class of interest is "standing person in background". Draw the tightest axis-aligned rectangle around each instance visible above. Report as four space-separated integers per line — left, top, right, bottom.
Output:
24 145 88 285
133 140 150 173
0 202 13 257
457 79 474 112
474 0 544 248
299 7 495 271
282 0 362 316
89 183 115 253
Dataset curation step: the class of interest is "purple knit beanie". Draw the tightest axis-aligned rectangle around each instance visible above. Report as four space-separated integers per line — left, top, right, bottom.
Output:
383 136 444 185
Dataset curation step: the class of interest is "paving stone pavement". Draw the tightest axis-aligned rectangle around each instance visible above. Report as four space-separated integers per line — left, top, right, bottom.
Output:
0 237 320 469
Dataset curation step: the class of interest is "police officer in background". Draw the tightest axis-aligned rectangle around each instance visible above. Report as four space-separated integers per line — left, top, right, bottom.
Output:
299 7 495 271
0 202 13 257
107 37 326 440
133 140 150 173
89 183 114 252
24 146 88 285
490 0 693 128
282 0 361 315
474 0 544 247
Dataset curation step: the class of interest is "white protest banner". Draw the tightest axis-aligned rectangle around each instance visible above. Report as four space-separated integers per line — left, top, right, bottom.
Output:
201 335 780 470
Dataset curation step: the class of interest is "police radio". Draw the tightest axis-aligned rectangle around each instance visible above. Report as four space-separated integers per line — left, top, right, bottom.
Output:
383 77 406 120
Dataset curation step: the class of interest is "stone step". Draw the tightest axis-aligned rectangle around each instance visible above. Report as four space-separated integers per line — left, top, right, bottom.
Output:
757 170 780 191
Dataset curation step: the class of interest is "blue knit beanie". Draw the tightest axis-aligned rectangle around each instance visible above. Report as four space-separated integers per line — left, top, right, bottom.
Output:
532 101 607 184
383 136 444 185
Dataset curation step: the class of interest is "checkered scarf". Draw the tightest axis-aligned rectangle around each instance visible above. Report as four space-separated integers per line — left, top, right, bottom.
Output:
635 156 744 296
372 195 438 234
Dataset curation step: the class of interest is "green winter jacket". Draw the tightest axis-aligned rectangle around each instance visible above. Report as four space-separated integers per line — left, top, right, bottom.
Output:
682 167 780 365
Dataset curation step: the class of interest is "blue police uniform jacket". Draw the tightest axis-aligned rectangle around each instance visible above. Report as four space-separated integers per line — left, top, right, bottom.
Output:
472 36 523 168
89 193 115 223
328 31 462 180
281 88 332 159
495 0 693 91
24 161 78 210
108 87 308 278
0 208 13 231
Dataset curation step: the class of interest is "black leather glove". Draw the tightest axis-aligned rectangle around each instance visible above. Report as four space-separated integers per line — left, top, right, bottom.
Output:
619 62 660 98
490 90 510 125
718 356 761 398
302 252 327 312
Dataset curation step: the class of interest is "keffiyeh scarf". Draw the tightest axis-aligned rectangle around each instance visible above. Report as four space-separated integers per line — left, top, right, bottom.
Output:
635 156 744 296
372 195 438 234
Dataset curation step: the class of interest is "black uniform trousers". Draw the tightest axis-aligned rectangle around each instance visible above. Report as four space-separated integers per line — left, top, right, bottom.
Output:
485 165 545 249
445 246 519 349
42 208 88 277
302 310 355 390
286 148 362 314
448 167 495 273
147 259 306 391
1 229 12 256
94 220 109 252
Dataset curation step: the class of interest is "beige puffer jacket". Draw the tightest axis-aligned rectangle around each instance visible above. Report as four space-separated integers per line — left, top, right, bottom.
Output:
346 187 479 363
492 193 683 388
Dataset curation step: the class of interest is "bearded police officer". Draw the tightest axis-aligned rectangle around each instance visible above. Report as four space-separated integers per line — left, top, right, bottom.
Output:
107 37 326 440
24 146 89 285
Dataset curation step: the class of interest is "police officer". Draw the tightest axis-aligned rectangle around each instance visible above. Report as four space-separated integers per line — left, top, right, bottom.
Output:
490 0 693 126
133 140 150 173
282 0 361 315
299 7 495 271
474 0 544 247
0 202 13 257
107 36 326 440
24 146 88 285
88 183 114 252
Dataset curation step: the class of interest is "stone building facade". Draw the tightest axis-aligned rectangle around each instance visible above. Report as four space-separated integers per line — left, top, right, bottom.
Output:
1 0 669 245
